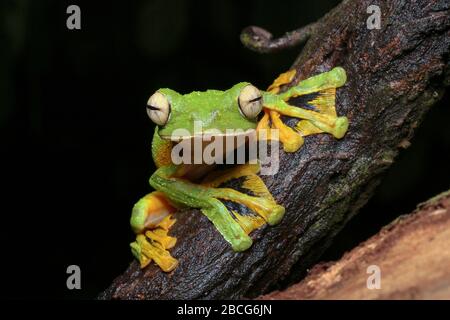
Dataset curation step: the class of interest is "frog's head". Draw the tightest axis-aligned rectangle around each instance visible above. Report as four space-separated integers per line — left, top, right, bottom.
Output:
146 82 263 141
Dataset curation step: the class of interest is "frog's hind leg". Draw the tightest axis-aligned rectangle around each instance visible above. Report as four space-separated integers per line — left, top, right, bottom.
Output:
130 191 179 271
130 191 177 233
202 164 285 233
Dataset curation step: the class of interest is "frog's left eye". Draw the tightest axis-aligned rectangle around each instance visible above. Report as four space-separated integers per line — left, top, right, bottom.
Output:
147 91 170 126
238 84 263 119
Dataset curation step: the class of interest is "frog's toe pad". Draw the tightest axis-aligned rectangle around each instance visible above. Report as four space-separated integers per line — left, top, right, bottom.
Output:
267 205 285 226
333 116 349 139
232 235 253 252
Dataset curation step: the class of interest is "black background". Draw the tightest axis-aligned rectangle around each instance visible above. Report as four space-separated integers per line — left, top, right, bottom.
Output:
1 0 449 299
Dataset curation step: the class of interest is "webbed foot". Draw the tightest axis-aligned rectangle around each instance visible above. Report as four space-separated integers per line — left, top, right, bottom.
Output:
202 163 285 233
259 67 349 152
130 191 178 271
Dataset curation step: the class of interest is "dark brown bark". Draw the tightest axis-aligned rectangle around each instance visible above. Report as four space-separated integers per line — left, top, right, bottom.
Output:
261 190 450 300
99 0 450 299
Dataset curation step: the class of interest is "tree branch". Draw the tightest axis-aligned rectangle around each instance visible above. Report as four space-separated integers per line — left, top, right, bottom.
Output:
99 0 450 299
240 23 318 54
261 190 450 299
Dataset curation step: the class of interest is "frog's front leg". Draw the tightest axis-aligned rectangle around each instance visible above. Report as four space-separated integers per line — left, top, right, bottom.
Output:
260 67 349 152
264 94 349 138
149 165 254 251
201 164 285 228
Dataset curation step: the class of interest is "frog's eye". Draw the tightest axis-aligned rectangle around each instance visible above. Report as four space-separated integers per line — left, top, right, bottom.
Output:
238 84 263 119
147 91 170 126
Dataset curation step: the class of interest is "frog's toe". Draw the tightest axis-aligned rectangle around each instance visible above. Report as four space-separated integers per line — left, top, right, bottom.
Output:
130 239 151 268
269 111 304 152
332 116 349 139
130 233 178 272
231 236 253 252
267 69 297 93
267 204 285 226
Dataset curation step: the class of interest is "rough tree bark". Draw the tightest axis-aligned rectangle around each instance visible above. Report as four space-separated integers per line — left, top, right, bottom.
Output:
261 190 450 300
99 0 450 299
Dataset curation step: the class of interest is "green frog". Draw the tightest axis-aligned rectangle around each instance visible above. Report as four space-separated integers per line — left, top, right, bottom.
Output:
129 67 348 272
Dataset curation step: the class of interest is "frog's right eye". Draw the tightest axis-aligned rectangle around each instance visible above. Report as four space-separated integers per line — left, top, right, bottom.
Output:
147 91 171 126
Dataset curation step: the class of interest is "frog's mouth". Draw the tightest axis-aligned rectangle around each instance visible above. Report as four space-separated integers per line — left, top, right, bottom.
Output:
160 128 257 143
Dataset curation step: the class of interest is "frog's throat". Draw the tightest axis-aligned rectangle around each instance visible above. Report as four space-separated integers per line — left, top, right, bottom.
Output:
159 128 257 142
